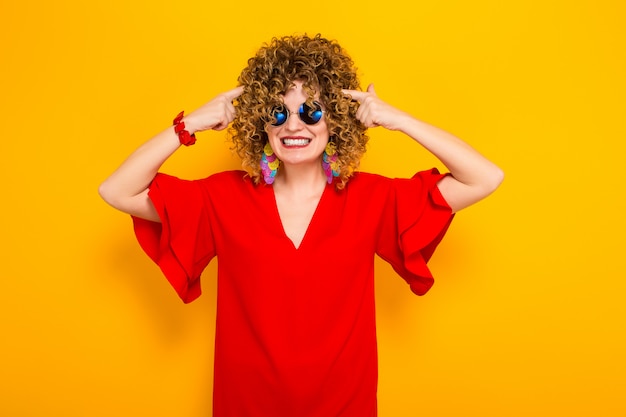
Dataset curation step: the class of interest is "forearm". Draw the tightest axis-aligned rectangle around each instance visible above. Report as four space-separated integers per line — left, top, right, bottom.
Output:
399 114 503 191
344 84 504 211
99 126 181 207
397 112 503 211
99 86 243 218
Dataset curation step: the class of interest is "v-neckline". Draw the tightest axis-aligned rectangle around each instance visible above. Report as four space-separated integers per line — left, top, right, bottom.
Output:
269 182 330 251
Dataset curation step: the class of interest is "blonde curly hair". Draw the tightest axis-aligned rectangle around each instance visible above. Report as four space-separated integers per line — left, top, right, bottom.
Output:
229 34 368 189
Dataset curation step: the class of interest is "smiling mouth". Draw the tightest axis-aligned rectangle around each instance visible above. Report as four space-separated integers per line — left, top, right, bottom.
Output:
281 138 311 147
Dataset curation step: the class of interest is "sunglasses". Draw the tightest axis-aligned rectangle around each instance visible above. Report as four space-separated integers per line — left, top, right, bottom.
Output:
270 101 324 126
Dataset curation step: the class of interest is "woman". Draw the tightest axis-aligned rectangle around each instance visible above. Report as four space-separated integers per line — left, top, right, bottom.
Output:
99 34 503 417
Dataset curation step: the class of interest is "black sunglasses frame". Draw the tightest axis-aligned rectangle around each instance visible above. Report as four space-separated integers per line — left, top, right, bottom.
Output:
270 101 325 126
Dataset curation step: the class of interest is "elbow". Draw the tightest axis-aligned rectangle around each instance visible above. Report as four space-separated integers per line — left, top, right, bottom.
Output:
486 166 505 195
439 165 504 213
479 166 504 200
98 179 120 208
471 165 505 203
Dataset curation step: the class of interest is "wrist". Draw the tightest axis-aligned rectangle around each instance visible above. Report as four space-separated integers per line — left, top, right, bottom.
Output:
388 110 416 133
181 114 201 135
173 111 197 146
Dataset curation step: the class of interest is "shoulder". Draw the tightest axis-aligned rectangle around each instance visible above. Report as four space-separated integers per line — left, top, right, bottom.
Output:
196 170 269 202
198 170 253 188
347 171 391 186
340 172 395 203
344 169 448 199
349 169 446 188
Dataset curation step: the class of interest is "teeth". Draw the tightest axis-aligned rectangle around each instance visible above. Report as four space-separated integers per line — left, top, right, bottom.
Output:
282 138 310 146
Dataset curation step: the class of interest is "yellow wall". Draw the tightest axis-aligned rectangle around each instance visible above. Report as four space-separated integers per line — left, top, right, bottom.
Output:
2 0 625 415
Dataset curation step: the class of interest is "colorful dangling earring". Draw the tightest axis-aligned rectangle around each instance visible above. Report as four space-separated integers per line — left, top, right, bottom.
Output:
322 141 340 184
261 142 280 184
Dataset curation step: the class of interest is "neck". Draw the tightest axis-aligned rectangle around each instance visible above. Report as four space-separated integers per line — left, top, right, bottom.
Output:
274 161 327 195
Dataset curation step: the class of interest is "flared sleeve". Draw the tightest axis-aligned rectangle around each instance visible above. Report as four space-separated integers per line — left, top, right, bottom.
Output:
131 173 215 303
376 169 455 296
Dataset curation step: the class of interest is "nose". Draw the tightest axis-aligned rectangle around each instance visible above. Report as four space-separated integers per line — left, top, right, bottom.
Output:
284 109 305 131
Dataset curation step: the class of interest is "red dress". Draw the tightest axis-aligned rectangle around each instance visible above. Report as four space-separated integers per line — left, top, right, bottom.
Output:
132 169 453 417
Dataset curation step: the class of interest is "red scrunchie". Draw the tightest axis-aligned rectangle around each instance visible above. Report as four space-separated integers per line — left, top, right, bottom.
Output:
173 111 196 146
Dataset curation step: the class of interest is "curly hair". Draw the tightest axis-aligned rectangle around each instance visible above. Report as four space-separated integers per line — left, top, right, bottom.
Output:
229 34 368 189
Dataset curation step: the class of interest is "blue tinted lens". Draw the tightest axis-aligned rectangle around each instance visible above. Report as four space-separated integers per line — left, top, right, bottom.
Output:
299 102 323 125
270 101 323 126
271 105 288 126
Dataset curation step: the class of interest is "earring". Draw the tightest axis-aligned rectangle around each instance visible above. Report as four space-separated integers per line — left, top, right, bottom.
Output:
322 141 340 184
261 142 280 184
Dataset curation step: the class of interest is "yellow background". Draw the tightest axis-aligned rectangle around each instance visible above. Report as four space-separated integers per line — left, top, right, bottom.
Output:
1 0 624 415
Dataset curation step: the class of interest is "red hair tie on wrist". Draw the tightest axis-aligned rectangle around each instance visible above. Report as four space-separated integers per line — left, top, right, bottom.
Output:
173 111 196 146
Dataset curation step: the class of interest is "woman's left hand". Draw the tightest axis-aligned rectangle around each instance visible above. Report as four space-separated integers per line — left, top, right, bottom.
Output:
342 84 409 131
345 83 504 213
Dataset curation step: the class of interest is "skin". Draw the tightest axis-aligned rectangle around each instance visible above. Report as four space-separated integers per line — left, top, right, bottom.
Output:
266 81 331 248
98 86 243 223
343 83 504 214
266 81 330 173
99 82 504 246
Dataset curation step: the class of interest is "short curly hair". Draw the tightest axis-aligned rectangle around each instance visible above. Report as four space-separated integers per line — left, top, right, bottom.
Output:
229 34 368 189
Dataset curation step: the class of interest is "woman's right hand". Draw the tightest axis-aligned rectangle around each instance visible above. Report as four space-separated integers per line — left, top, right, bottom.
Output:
184 86 244 133
99 86 244 221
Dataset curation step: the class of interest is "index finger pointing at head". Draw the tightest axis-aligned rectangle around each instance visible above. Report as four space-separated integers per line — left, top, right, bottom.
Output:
342 89 368 102
224 86 244 101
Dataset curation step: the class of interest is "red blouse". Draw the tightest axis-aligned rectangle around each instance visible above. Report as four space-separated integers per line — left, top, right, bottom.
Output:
132 169 453 417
